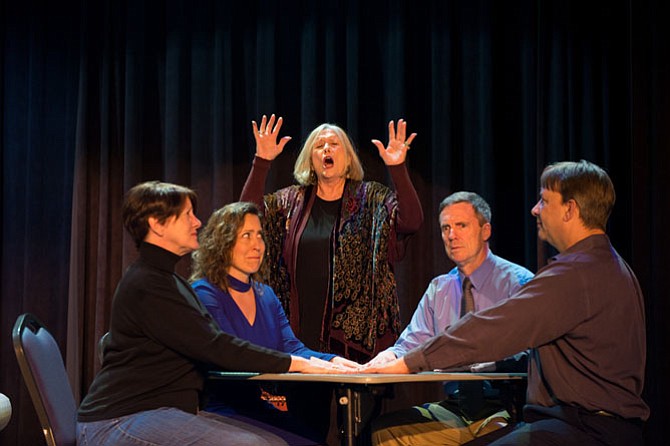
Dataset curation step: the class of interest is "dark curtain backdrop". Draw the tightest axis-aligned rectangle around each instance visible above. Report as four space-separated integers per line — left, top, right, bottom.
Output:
2 1 668 444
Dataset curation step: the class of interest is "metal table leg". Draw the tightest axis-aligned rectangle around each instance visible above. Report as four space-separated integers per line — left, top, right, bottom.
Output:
336 384 389 446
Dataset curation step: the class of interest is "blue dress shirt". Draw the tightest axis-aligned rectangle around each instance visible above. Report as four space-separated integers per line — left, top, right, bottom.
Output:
390 251 534 359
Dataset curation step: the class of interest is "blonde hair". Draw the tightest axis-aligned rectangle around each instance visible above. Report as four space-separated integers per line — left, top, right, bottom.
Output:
293 123 364 185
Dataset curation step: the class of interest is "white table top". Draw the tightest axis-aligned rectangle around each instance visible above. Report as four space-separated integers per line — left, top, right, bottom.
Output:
208 371 526 384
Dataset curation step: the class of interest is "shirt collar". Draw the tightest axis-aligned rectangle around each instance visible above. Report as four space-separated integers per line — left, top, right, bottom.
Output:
550 233 610 263
459 250 495 289
139 241 183 272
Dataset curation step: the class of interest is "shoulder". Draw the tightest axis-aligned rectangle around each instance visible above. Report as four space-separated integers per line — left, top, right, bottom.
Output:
192 277 217 292
254 282 280 301
427 269 460 291
490 254 534 285
265 185 307 212
112 261 183 317
118 260 172 295
254 283 284 308
271 185 305 201
345 181 394 210
361 180 392 195
191 278 221 305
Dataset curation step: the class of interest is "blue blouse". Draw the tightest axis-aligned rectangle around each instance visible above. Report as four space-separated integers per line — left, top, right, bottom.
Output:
192 278 335 361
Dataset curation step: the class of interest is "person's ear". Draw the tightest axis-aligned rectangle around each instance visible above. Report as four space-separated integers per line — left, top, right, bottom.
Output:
481 222 492 242
148 216 164 237
563 199 579 222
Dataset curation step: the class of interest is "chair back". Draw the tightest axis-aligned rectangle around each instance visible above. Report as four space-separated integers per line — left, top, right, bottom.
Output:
12 313 77 446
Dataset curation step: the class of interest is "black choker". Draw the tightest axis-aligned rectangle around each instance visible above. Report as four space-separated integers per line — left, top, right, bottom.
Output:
228 275 252 292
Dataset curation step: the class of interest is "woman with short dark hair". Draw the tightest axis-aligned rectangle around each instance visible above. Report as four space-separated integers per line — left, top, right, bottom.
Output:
77 181 344 446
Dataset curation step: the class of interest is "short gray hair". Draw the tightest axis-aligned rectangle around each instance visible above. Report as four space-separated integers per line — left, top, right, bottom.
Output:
438 191 491 225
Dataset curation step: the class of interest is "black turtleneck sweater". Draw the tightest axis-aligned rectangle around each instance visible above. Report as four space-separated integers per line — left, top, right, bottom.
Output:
78 242 291 422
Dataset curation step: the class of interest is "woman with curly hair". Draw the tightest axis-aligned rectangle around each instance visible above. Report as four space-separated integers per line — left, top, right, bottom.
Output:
190 201 357 444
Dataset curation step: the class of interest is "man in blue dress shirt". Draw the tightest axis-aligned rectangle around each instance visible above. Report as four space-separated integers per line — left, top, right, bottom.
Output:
367 191 534 446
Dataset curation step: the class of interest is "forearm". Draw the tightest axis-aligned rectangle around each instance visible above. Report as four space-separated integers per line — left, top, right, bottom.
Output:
495 351 529 372
240 156 272 207
388 163 423 233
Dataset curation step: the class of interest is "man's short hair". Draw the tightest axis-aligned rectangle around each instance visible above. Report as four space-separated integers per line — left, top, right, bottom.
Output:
540 160 615 230
439 191 492 226
122 181 198 248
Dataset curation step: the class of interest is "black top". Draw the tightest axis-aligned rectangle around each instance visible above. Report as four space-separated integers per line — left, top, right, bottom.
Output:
295 195 341 350
78 242 291 422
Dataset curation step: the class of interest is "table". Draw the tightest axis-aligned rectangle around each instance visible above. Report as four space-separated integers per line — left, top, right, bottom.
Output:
209 371 526 446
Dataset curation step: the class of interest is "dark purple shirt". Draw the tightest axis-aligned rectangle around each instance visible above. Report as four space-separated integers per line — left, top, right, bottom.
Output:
405 234 649 421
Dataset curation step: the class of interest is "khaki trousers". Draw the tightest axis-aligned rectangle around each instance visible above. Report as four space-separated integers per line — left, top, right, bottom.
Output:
372 402 509 446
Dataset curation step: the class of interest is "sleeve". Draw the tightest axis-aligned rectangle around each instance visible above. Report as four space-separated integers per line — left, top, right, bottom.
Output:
495 351 529 372
387 163 423 234
403 262 589 373
240 156 272 208
269 288 336 361
132 273 291 373
390 281 441 357
492 265 534 371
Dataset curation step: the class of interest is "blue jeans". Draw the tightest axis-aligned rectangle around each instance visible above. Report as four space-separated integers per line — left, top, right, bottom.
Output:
77 407 289 445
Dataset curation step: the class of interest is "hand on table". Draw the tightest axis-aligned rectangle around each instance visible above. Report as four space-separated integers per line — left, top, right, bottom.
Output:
288 355 358 374
358 357 410 374
363 350 397 367
331 356 363 370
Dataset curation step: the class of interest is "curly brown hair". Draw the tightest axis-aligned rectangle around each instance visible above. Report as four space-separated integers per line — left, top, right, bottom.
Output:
189 202 267 291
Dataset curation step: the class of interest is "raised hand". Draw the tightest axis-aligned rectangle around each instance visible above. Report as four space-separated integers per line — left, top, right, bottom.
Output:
252 114 292 161
372 119 417 166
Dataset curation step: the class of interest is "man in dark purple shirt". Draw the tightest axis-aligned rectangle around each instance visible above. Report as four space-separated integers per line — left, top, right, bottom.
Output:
363 160 649 446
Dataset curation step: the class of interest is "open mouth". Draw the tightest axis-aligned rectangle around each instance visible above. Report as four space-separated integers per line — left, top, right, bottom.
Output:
323 156 334 168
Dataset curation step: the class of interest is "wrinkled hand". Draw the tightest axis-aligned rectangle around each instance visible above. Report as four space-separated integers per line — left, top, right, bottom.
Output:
358 357 410 374
372 119 417 166
331 356 363 370
252 114 292 161
363 350 397 367
470 362 497 373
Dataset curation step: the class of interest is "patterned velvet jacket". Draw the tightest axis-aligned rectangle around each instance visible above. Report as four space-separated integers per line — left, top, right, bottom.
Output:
241 157 423 361
261 179 404 361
